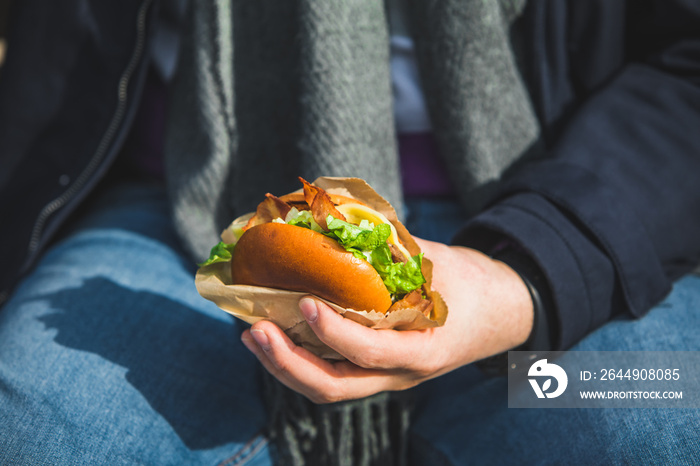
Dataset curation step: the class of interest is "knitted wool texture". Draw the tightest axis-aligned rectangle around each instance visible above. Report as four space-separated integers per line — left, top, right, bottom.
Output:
164 1 537 464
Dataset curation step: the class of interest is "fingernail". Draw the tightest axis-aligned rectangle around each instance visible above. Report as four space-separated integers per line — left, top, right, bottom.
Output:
299 297 319 324
241 332 256 351
250 328 270 350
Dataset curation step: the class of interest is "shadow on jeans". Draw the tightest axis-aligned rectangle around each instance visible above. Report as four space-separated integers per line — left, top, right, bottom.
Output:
37 276 266 451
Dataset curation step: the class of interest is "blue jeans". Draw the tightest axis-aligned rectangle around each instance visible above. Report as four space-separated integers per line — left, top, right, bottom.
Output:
1 184 699 465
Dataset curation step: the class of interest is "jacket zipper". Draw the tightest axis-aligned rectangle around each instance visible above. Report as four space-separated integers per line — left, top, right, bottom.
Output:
1 0 153 308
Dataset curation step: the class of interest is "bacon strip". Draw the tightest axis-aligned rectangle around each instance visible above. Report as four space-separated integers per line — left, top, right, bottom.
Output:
244 193 293 231
279 193 310 212
388 243 408 264
387 290 434 317
299 177 346 230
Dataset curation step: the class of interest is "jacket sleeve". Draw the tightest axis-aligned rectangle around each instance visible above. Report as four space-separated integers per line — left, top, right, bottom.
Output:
455 3 700 350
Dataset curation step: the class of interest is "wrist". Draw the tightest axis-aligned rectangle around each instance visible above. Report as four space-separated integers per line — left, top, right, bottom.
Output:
490 258 535 348
468 236 556 376
491 243 552 351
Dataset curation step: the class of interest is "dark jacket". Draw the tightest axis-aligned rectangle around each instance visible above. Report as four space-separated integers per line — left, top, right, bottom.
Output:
466 0 700 349
0 0 155 305
1 0 699 352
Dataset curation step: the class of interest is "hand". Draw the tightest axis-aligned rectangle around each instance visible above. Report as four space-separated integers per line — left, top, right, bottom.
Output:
241 237 534 404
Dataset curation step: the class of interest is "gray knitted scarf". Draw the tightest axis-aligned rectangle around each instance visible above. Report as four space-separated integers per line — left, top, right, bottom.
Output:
165 1 538 464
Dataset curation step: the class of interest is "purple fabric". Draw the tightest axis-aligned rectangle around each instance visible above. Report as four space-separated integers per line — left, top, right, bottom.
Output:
399 132 455 197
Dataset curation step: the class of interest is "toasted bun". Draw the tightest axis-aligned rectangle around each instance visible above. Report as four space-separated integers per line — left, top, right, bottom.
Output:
231 222 393 312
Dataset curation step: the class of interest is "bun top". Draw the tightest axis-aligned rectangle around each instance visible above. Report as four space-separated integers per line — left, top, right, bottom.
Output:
231 223 393 312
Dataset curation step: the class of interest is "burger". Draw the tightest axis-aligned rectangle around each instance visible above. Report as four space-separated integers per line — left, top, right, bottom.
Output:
200 177 435 317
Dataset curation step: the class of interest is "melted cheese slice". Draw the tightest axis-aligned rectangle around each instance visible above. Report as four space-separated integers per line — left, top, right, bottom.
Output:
335 203 412 259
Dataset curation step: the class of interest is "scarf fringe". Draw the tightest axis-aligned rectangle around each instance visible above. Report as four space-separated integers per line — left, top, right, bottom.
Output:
262 372 414 466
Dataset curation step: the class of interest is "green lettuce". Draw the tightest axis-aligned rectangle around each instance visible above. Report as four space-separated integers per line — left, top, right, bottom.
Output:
198 241 236 267
325 216 391 257
324 215 425 296
285 208 324 233
370 247 425 295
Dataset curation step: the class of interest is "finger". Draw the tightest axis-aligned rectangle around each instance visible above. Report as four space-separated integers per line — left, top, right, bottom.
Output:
241 325 337 399
242 323 405 403
299 297 438 374
241 326 334 399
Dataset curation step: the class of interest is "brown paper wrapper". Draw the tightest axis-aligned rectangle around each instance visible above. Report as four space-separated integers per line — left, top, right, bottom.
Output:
195 177 448 359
